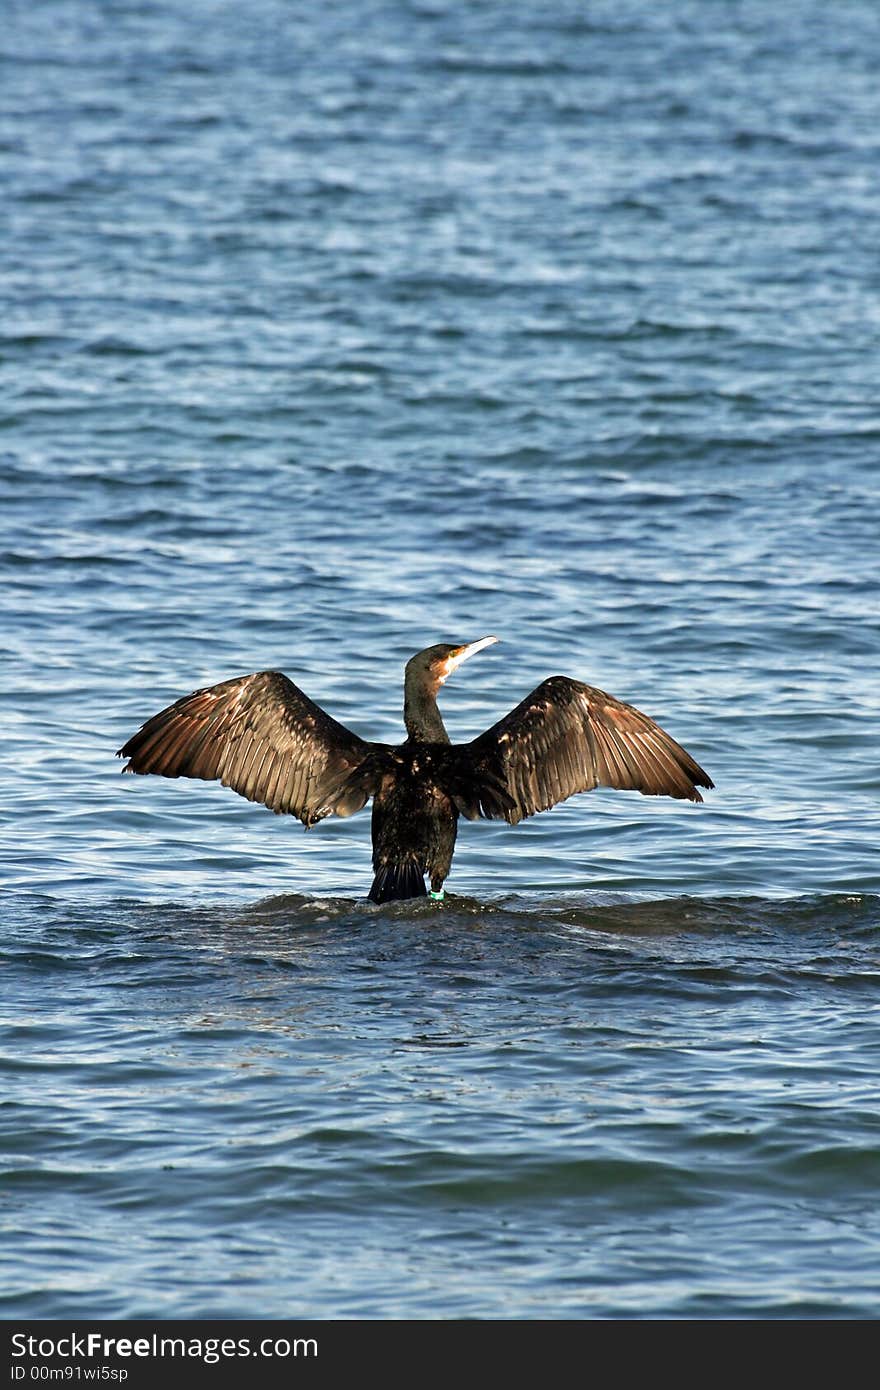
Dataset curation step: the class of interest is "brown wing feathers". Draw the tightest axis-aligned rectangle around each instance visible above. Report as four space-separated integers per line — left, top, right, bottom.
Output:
120 664 711 839
117 672 376 826
468 676 712 825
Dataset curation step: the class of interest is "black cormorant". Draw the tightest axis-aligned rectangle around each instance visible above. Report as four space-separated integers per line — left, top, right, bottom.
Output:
117 636 713 902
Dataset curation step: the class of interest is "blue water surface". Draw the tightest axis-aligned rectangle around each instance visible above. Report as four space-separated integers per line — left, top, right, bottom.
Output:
1 0 879 1319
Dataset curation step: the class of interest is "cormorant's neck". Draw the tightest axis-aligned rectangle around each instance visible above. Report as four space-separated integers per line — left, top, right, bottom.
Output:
404 680 449 743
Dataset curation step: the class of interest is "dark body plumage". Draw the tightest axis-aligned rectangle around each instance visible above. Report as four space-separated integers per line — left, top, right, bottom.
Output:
117 637 713 903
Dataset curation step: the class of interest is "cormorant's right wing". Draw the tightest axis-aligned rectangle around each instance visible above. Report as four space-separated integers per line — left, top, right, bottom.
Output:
118 672 382 825
461 676 713 824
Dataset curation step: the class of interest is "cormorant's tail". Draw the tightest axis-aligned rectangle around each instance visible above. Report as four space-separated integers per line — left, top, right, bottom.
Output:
368 862 427 904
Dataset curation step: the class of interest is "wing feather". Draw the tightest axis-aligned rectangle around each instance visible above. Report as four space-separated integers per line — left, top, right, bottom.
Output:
234 738 264 800
118 671 382 825
260 747 279 809
466 676 712 824
265 750 288 812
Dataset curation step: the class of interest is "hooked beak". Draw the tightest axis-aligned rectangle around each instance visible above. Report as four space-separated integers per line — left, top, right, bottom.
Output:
439 635 500 682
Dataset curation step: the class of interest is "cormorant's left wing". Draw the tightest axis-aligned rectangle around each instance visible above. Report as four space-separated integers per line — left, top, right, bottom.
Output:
460 676 713 824
118 671 382 825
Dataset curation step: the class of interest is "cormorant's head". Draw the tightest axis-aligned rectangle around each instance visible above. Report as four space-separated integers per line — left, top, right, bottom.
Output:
406 636 500 692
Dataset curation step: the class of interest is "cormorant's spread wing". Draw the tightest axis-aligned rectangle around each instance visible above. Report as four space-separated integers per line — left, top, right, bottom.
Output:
118 672 380 825
465 676 713 824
